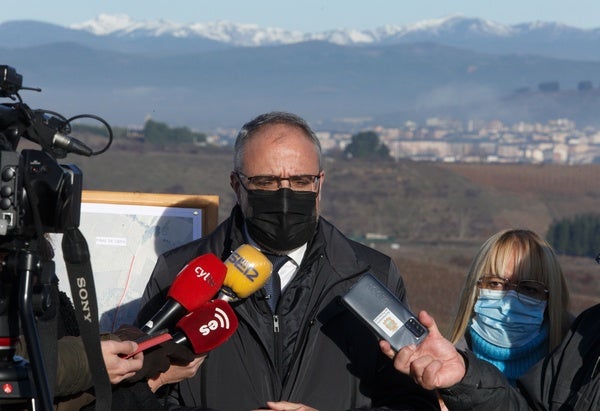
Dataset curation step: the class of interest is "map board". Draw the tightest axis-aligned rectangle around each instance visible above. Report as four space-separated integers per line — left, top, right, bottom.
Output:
52 190 219 332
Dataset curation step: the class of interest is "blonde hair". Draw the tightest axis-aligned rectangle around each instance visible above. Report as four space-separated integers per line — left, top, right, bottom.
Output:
447 229 571 350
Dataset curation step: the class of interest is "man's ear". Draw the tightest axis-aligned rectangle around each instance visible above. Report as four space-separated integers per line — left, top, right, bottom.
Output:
230 171 237 190
230 172 242 203
316 171 325 202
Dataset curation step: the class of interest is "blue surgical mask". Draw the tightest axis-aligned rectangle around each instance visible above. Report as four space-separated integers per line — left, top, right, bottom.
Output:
470 289 547 348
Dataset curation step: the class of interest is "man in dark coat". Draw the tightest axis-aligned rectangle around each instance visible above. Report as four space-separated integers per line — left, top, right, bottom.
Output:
136 111 439 410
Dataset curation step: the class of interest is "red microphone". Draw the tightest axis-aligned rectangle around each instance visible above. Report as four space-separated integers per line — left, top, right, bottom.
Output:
141 253 227 335
171 299 238 354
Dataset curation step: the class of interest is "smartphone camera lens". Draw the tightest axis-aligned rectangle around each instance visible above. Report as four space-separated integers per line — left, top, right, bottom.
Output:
405 318 426 337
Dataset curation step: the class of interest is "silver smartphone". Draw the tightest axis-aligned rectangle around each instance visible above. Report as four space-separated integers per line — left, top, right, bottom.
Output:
341 273 428 351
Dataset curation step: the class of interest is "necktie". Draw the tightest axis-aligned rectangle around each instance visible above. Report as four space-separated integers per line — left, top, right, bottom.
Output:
264 254 290 312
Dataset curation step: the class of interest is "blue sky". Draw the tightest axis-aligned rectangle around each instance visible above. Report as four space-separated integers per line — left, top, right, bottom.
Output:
4 0 600 31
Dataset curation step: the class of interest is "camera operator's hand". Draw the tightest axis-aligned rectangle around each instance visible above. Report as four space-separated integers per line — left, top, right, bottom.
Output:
113 324 195 382
101 339 143 384
130 339 195 382
113 323 147 341
147 354 206 392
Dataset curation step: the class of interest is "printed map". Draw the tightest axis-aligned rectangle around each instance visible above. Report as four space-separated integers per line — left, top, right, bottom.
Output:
53 203 203 332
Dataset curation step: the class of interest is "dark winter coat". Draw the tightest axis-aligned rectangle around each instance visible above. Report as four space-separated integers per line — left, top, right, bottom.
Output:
136 206 439 411
440 303 600 410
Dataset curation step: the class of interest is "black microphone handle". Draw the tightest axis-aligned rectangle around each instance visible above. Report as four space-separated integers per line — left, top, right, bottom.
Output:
141 299 187 335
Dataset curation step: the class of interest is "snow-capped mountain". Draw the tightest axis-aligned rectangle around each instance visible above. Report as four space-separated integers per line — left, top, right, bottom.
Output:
68 13 599 48
66 14 513 45
3 14 600 131
71 13 309 45
3 14 600 60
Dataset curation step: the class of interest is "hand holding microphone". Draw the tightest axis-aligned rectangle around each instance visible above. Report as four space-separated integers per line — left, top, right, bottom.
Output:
128 245 271 380
141 253 227 335
116 299 238 381
114 324 196 382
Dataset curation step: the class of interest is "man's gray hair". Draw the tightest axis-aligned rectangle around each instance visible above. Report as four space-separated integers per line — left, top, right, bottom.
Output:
233 111 322 171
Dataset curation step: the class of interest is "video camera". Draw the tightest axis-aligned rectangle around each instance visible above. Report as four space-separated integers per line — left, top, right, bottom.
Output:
0 65 113 410
0 65 111 239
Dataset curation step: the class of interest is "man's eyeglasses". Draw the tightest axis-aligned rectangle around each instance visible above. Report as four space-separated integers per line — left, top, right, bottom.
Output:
236 172 321 192
476 276 549 303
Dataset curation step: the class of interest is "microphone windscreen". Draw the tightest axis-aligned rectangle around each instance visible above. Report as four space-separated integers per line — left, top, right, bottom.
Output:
222 244 273 299
168 253 227 312
175 300 238 354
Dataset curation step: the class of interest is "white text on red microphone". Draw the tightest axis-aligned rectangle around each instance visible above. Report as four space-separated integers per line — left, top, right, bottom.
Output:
195 266 219 287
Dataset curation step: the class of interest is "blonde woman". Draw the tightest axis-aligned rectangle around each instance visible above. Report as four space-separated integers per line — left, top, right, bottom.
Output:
447 229 572 385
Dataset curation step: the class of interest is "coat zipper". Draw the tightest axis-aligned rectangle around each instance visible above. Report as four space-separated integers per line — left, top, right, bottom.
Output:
281 264 371 387
273 313 282 398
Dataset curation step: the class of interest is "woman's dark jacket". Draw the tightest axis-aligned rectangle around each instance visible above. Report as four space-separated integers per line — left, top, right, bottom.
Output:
440 303 600 410
136 206 439 411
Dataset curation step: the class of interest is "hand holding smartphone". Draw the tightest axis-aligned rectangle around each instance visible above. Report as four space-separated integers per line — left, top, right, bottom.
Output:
341 273 428 351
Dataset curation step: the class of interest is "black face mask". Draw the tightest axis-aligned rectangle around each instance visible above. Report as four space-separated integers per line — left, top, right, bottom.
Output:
243 188 318 252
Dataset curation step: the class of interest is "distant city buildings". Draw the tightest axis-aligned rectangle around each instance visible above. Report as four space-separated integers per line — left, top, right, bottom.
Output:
208 117 600 164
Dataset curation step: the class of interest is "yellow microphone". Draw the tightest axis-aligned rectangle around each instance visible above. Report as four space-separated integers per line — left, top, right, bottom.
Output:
218 244 273 301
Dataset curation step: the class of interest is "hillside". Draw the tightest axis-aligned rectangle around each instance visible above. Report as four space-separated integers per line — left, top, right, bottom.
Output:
8 38 600 131
63 144 600 332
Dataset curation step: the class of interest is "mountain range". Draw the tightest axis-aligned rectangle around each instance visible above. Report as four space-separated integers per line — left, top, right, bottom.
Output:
2 15 600 132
